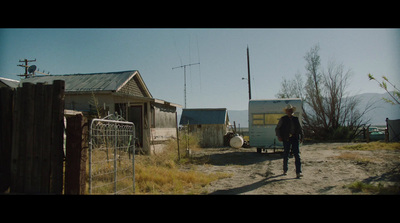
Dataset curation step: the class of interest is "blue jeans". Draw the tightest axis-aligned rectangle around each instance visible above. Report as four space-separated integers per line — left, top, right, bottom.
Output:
283 137 301 174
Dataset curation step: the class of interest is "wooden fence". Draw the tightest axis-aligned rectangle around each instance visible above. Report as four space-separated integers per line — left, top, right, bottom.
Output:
65 112 88 195
0 80 88 194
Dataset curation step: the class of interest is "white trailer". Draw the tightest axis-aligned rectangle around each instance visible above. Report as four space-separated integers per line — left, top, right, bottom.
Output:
248 98 303 153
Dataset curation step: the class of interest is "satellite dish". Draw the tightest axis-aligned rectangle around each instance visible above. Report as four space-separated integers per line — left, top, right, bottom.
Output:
28 65 37 74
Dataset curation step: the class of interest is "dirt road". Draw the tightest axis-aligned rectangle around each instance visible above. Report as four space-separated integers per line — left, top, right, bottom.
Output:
189 143 400 194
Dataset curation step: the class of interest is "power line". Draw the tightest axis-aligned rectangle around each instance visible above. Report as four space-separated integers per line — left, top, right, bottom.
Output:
247 46 252 100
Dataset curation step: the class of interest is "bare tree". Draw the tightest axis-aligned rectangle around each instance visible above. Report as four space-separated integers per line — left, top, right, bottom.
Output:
303 44 327 133
276 72 303 99
277 44 372 140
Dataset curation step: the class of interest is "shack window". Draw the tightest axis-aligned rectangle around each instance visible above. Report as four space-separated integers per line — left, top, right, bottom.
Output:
252 114 264 125
265 114 283 125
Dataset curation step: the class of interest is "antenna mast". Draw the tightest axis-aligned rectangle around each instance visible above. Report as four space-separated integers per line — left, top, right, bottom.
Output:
17 58 36 78
17 59 50 78
172 62 200 108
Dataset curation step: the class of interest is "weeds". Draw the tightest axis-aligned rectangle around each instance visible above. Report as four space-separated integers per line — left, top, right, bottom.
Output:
134 137 230 194
337 142 400 194
134 161 228 194
346 181 400 194
337 142 400 151
87 133 230 194
334 152 374 164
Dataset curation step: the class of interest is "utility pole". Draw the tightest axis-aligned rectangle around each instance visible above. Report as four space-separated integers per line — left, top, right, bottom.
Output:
172 62 200 108
17 58 36 78
247 46 252 100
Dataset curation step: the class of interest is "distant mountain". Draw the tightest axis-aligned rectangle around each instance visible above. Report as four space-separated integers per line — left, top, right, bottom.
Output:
227 92 400 127
227 110 249 128
353 92 400 125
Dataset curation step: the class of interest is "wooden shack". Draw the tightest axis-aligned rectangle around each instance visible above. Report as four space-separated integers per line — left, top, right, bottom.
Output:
21 70 181 154
180 108 230 148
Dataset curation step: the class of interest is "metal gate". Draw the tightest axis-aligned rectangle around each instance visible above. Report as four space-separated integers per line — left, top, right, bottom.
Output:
89 114 135 194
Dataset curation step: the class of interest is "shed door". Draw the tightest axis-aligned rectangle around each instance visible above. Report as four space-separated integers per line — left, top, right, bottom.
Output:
128 106 143 147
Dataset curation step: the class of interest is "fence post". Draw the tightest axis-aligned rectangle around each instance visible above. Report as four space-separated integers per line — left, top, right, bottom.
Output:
385 118 389 143
50 80 65 194
65 113 88 195
114 123 118 194
175 111 180 161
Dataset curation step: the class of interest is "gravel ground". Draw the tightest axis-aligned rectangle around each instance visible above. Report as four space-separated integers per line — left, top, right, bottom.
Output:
187 143 400 194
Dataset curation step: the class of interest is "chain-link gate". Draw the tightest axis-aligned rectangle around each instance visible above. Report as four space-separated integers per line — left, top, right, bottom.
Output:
89 114 135 194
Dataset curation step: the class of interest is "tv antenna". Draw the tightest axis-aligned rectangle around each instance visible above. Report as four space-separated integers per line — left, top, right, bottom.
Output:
17 59 50 78
172 62 200 108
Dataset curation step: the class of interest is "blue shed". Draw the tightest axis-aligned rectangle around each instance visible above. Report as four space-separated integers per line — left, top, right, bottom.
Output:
180 108 230 147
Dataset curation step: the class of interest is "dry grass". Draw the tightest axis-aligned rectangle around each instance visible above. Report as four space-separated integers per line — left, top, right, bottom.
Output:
88 149 135 195
346 181 400 194
134 161 228 194
87 133 231 194
335 142 400 194
336 141 400 151
334 152 374 164
134 136 230 194
333 142 400 164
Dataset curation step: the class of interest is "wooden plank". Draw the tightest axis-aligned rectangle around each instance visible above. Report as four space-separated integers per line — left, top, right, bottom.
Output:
10 86 23 193
65 114 88 194
50 80 65 194
31 83 45 193
0 88 13 192
22 83 35 193
40 84 53 193
65 114 81 194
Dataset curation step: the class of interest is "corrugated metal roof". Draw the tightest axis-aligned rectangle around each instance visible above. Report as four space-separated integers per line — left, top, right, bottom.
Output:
180 108 229 125
0 77 19 89
20 70 137 92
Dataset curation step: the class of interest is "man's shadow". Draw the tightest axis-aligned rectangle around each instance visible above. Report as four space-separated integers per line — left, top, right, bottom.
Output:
209 174 296 195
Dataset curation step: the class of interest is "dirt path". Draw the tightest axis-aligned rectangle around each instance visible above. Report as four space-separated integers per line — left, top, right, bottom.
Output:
188 143 400 194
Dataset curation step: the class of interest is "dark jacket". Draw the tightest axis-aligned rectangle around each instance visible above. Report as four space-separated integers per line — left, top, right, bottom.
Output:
275 115 303 141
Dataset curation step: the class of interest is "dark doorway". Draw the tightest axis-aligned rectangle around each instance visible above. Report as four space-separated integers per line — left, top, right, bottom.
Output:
128 106 143 148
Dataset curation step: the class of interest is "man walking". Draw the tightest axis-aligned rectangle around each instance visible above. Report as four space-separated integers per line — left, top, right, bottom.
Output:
275 104 304 178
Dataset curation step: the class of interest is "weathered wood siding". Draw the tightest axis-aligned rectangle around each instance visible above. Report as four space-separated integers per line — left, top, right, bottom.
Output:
149 103 177 154
153 103 176 128
189 124 227 148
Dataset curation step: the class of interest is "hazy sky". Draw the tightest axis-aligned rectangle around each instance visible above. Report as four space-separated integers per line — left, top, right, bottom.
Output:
1 28 399 111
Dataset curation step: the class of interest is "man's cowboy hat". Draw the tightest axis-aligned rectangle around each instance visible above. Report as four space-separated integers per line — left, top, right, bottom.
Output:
283 104 296 113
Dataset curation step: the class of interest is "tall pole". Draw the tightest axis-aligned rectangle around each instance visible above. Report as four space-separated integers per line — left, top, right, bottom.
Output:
172 62 200 108
247 46 252 100
184 66 187 109
17 58 36 78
